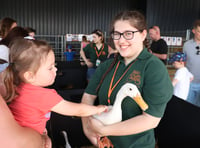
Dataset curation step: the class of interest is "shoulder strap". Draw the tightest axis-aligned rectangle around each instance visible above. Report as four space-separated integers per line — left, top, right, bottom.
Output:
96 53 119 93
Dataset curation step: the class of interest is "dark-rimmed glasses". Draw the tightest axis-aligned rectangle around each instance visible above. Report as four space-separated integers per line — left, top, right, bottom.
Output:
111 31 140 40
196 46 200 55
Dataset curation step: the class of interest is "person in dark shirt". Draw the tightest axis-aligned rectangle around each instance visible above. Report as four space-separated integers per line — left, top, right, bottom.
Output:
149 26 168 65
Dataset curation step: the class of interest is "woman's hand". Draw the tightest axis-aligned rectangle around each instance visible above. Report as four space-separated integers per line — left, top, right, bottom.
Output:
88 117 105 137
86 60 93 68
82 117 99 146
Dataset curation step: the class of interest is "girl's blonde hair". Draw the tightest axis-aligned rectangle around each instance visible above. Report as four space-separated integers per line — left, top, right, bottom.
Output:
4 38 53 102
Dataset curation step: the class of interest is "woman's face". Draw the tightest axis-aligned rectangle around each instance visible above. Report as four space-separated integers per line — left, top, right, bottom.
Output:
113 20 147 61
92 33 102 44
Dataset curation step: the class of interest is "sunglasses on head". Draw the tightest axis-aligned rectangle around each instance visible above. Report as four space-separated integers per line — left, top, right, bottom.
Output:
196 46 200 55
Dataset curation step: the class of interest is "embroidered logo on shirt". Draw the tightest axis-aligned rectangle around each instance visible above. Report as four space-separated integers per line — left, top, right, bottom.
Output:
127 70 141 86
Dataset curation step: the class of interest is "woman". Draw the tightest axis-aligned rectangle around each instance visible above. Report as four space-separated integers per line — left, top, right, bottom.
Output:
0 17 17 40
80 29 115 81
81 10 173 147
80 35 90 65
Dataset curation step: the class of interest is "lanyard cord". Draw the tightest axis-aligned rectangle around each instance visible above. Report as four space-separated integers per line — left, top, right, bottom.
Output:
94 44 104 58
107 59 137 105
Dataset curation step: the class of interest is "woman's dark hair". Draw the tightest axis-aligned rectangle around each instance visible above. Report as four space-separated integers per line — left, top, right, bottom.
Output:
0 17 17 38
0 26 29 47
24 27 36 34
110 10 147 34
92 29 105 43
82 35 87 42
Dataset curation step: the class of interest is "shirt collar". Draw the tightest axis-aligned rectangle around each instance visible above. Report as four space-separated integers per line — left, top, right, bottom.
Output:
118 48 151 63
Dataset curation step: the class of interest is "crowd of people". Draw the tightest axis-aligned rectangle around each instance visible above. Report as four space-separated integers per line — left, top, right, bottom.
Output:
0 11 200 148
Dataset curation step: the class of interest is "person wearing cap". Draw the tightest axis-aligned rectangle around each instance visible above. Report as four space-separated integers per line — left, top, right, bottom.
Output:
169 52 194 101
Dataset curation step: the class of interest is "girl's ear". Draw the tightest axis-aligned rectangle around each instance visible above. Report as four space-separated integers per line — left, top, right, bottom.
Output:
23 71 35 83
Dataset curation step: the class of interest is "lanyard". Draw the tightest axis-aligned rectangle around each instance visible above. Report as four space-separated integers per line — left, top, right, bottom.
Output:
94 44 104 58
107 59 137 105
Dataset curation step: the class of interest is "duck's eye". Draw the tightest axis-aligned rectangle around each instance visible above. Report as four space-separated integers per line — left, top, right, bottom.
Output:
129 88 132 91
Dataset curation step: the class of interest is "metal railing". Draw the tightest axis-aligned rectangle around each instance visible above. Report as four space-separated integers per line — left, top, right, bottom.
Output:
34 30 192 62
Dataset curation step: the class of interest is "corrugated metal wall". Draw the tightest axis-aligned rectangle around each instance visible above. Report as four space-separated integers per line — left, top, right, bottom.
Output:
0 0 146 35
147 0 200 36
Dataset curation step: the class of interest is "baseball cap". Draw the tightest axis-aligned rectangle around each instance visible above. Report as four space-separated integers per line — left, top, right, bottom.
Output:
0 45 9 62
168 52 186 64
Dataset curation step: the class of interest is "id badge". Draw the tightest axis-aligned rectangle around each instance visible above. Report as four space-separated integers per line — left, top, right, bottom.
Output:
96 59 101 66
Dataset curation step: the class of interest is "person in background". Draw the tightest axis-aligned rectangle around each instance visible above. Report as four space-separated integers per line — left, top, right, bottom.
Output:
183 19 200 107
80 35 90 65
0 26 29 97
2 38 107 146
80 29 116 81
0 46 50 148
149 26 168 65
0 17 17 40
0 26 29 46
24 27 36 39
169 52 193 101
0 45 9 97
81 10 173 148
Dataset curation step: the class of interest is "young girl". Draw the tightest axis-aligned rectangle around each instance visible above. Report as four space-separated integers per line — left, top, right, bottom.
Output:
3 38 107 136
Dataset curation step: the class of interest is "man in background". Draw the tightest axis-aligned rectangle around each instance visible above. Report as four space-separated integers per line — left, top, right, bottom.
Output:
183 19 200 107
149 26 168 65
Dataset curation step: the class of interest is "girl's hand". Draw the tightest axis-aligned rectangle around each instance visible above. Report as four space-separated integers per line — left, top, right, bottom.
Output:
95 105 108 115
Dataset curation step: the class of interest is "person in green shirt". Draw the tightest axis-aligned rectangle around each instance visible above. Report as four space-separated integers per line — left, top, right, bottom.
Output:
80 29 115 81
81 10 173 148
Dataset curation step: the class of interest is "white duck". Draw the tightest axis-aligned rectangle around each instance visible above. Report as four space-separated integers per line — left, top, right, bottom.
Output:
93 83 148 125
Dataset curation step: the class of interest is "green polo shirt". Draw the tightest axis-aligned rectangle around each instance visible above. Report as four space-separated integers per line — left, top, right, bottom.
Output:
83 43 109 68
85 48 173 148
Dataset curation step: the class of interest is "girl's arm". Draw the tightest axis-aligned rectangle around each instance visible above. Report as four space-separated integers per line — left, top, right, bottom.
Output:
172 78 179 87
51 99 107 117
88 111 161 137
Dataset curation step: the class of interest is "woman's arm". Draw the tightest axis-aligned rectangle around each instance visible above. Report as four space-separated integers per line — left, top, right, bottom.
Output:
88 112 161 137
80 44 93 68
0 95 47 148
81 93 99 146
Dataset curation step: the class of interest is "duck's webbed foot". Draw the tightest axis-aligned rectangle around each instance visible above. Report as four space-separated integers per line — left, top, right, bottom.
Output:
97 136 114 148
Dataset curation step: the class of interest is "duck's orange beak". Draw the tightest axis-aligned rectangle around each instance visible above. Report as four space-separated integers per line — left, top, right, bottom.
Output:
133 94 148 111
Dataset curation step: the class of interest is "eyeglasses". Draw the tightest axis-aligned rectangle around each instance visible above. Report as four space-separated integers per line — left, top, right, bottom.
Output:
196 46 200 55
111 30 140 40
